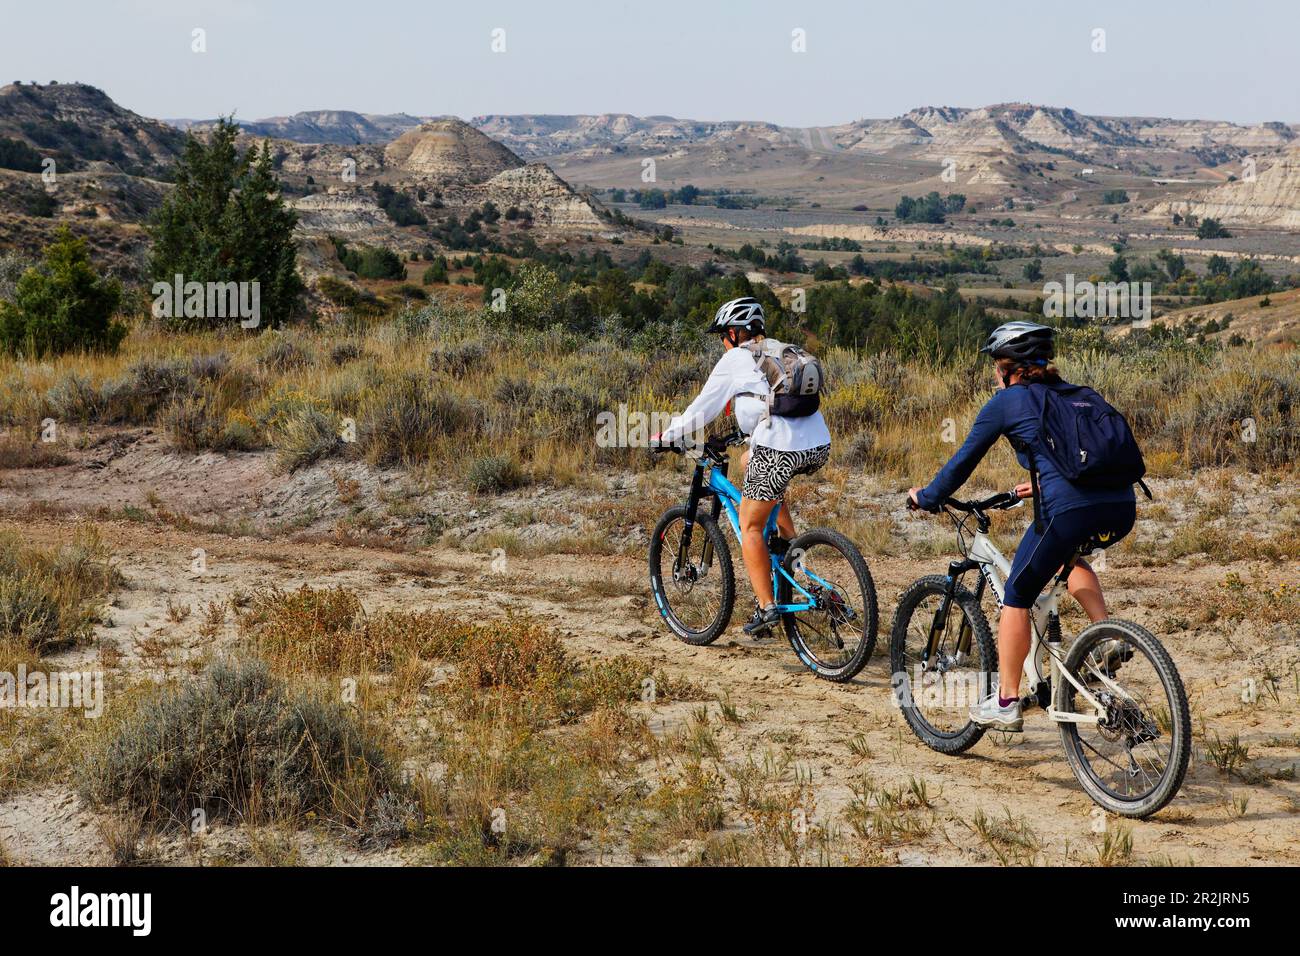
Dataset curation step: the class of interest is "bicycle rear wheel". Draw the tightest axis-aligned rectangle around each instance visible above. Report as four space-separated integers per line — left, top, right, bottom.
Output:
1055 619 1190 818
648 505 735 645
777 528 877 682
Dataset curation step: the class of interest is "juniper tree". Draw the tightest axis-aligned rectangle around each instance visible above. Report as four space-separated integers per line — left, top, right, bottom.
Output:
148 117 303 328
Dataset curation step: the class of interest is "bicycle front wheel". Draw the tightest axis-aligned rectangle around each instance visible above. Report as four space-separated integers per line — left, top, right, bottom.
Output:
648 505 735 645
888 575 996 754
778 528 878 682
1055 619 1191 818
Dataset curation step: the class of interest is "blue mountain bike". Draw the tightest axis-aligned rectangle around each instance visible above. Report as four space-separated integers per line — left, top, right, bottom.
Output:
649 431 877 682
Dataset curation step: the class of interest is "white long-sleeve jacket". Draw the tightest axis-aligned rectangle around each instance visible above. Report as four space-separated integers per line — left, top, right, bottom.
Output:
659 345 831 452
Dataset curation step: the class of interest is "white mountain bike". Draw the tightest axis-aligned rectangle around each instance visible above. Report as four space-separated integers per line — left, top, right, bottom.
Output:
890 491 1190 818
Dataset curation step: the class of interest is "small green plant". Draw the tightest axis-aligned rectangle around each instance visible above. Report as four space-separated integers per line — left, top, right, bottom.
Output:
1205 732 1251 776
1094 825 1133 866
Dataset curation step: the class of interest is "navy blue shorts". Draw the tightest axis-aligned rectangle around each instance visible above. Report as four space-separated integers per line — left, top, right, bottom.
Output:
1002 501 1136 609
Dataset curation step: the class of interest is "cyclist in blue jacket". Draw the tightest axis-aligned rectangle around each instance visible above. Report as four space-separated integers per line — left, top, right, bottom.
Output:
908 322 1136 731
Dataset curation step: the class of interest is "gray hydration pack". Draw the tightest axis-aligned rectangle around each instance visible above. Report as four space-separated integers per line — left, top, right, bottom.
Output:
738 338 825 419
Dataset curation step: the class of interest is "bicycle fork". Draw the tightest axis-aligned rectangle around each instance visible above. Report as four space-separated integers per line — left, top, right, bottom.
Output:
924 559 979 665
675 461 724 578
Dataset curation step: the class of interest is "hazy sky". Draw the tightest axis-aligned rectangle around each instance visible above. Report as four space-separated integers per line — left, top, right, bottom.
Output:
5 0 1296 126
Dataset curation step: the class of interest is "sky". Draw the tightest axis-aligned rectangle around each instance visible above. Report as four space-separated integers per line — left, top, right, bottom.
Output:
3 0 1296 126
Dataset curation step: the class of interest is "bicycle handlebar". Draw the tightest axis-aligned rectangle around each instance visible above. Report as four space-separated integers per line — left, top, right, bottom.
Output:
907 490 1022 515
946 491 1021 513
651 429 746 460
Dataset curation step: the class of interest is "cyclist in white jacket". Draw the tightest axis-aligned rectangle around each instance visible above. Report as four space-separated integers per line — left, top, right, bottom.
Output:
655 297 831 636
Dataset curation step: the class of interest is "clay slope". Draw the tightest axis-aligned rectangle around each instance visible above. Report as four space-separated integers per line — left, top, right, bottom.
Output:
477 163 605 228
1150 147 1300 228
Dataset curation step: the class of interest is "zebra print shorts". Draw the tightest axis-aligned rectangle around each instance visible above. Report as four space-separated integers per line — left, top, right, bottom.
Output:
741 443 831 502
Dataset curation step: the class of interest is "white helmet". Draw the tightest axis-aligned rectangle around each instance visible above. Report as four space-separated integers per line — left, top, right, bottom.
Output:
707 296 765 335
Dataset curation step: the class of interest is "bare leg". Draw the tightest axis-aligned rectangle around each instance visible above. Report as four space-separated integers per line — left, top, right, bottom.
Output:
996 607 1032 701
1067 560 1107 622
739 497 779 607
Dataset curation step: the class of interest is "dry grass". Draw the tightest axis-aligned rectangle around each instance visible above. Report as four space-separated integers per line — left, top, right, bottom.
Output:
0 526 120 655
5 298 1298 491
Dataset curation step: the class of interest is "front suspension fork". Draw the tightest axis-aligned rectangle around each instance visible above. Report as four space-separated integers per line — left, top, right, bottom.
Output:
925 559 979 664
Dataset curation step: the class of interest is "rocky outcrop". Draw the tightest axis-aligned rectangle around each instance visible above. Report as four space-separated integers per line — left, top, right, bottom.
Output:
291 189 421 250
476 105 1298 174
263 141 386 181
221 110 428 145
475 163 605 229
384 120 522 185
1150 148 1300 228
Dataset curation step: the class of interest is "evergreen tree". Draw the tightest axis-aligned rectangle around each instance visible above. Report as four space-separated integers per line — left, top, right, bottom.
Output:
148 118 304 327
0 226 125 357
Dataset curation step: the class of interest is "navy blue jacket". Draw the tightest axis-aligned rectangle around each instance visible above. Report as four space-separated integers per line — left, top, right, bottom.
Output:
916 381 1136 518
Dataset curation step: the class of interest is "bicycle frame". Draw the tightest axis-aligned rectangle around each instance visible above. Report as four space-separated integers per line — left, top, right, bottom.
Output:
954 528 1112 725
677 452 826 615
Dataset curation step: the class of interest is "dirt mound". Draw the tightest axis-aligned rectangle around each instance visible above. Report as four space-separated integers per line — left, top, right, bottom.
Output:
384 120 523 185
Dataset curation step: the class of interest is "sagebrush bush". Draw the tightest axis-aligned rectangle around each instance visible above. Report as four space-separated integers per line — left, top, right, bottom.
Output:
357 371 482 466
79 658 402 829
467 454 523 493
257 331 315 372
270 404 339 471
0 529 118 654
164 387 259 452
329 340 365 366
429 339 487 378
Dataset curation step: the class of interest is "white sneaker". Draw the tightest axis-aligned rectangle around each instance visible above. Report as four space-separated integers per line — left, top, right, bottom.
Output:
969 693 1023 732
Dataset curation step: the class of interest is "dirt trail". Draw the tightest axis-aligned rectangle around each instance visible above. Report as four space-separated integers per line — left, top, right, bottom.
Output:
7 511 1296 866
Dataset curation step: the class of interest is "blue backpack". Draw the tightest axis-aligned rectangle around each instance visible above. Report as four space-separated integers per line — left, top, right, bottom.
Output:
1010 381 1151 531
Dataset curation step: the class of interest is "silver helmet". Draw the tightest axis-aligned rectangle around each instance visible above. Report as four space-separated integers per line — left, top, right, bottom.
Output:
980 321 1055 362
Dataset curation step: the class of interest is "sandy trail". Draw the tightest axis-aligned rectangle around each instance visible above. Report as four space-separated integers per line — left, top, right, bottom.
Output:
5 511 1296 866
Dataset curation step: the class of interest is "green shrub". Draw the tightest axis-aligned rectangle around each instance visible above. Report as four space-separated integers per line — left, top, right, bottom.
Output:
0 136 43 173
0 227 125 357
422 258 449 284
